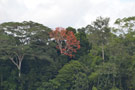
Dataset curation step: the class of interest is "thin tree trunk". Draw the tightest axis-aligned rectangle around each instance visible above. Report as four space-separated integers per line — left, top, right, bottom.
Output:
113 76 115 87
113 66 115 87
18 68 21 78
0 74 2 90
120 77 122 89
18 55 23 78
97 76 100 86
102 43 104 63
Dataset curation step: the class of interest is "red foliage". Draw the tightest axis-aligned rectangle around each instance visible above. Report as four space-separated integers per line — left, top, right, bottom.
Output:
50 27 80 57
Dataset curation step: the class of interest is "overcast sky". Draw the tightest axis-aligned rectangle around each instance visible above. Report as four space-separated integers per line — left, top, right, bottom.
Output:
0 0 135 29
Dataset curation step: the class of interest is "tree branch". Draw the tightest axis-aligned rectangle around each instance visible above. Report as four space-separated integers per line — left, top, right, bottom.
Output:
9 57 19 69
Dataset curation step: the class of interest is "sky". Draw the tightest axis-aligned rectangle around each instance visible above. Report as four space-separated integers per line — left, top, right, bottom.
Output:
0 0 135 29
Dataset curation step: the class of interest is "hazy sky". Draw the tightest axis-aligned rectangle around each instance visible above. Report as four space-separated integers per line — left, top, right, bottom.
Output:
0 0 135 28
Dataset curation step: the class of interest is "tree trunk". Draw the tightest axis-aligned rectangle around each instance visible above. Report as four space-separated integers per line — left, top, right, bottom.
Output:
0 74 2 90
18 57 22 78
113 76 115 87
102 43 104 63
18 68 21 78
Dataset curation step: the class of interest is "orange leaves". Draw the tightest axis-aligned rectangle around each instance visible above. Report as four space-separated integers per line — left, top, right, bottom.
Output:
50 27 80 57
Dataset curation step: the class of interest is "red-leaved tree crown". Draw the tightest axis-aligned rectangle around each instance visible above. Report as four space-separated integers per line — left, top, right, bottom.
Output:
50 27 80 57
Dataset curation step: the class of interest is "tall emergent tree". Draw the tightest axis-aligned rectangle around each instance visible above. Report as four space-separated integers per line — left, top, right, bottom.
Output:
0 27 28 78
0 21 51 77
86 17 111 62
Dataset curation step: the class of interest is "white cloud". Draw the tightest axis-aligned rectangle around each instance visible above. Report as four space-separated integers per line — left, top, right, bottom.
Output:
0 0 135 29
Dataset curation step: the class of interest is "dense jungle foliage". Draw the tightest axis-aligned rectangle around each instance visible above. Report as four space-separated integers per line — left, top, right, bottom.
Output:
0 16 135 90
